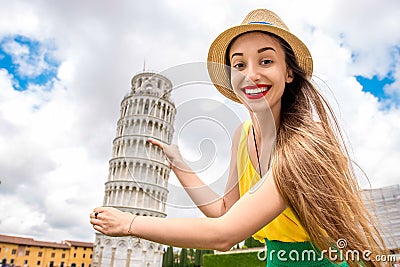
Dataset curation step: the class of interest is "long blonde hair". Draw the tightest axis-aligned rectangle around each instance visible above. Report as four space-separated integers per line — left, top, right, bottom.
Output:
269 34 388 267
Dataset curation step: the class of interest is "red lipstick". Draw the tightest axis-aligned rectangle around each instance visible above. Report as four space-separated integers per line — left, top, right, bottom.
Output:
241 84 271 99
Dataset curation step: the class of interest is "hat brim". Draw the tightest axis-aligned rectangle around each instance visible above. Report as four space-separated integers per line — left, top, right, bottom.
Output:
207 24 313 103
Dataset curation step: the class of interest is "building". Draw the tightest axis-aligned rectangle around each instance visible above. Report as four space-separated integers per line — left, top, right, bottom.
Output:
64 241 93 267
92 72 176 267
0 234 92 267
362 184 400 251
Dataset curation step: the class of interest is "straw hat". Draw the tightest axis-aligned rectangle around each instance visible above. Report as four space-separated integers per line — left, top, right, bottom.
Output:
207 9 313 103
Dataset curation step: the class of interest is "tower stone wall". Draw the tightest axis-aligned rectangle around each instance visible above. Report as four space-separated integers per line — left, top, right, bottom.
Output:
93 72 176 267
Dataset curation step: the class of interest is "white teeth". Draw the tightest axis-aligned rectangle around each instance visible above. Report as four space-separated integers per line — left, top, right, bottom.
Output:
245 87 269 95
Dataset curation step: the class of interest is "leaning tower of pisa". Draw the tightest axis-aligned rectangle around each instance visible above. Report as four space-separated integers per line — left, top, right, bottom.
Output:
93 71 176 267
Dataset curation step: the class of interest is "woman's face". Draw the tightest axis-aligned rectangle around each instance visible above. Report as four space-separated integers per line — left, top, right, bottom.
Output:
229 32 293 113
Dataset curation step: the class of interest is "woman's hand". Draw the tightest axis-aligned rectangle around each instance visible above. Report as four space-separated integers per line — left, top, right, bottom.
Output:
90 207 133 237
147 138 184 169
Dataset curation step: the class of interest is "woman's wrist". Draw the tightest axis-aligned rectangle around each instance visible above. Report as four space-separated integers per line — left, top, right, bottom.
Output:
127 214 139 236
170 157 188 172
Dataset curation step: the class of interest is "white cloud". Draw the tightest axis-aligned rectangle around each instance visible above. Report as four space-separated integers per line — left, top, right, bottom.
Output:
384 48 400 103
0 67 105 241
314 0 400 78
308 26 400 188
0 0 39 36
0 195 47 236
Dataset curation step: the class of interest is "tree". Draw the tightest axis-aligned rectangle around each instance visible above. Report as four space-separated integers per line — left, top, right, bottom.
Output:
188 249 195 267
244 237 264 248
162 248 167 267
194 249 201 267
163 246 174 267
194 249 214 267
179 248 188 267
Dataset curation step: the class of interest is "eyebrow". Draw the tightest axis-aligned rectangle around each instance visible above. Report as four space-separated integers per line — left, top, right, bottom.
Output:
231 52 243 59
258 46 276 53
230 46 276 60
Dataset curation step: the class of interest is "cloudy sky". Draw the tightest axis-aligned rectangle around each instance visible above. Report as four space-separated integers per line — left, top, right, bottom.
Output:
0 0 399 244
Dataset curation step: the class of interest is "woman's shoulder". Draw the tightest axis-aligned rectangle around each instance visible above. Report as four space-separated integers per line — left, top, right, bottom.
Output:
238 120 252 131
232 120 251 147
234 120 251 137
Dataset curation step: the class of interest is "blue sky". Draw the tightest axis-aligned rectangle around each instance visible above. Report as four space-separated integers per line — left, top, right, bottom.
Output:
0 35 59 91
354 46 400 108
356 75 395 105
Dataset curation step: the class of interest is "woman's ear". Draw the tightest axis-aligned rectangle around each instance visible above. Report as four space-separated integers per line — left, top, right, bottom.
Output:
286 69 294 83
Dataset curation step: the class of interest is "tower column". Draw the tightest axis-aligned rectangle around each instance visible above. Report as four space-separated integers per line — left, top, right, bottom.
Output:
98 246 104 267
126 249 132 267
134 188 139 207
120 187 125 206
110 247 116 267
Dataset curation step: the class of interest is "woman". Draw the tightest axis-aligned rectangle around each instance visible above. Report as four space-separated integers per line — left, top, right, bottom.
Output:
90 9 388 266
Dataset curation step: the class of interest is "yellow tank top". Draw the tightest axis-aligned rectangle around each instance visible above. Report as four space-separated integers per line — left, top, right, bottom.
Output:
237 120 309 242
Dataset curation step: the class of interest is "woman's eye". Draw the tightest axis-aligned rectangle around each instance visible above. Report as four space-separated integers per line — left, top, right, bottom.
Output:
233 63 245 70
261 59 273 65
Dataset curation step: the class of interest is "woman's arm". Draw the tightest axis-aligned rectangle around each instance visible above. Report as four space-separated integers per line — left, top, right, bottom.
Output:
147 124 243 218
90 170 286 251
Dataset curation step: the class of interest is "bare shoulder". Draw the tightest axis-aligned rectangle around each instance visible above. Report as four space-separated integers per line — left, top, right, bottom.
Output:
232 121 246 145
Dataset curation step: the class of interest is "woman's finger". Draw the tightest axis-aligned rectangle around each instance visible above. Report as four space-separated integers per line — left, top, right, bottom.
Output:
93 207 104 213
93 224 103 233
147 138 164 149
92 208 104 219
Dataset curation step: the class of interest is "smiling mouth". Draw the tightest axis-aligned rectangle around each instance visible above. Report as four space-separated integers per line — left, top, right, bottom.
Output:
241 85 271 98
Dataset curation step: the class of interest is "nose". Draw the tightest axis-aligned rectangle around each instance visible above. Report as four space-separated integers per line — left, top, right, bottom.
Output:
245 62 261 83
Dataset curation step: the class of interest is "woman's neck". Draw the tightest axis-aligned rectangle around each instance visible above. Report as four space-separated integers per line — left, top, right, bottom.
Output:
250 105 280 144
249 106 280 175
